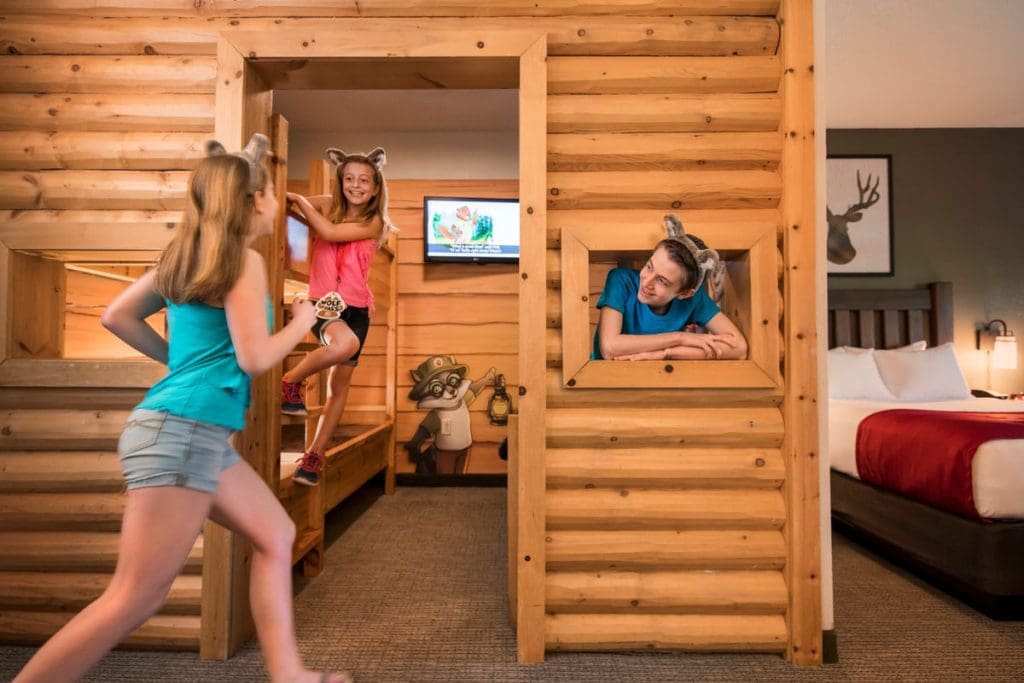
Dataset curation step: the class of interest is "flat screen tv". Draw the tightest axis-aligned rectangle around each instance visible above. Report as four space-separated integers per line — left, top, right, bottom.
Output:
423 196 520 264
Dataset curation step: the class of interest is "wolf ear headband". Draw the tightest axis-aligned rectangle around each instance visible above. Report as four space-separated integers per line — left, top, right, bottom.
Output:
663 214 726 304
324 146 387 172
205 133 270 194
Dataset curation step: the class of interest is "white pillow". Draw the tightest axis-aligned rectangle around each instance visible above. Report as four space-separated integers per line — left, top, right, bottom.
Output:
827 348 895 400
873 342 971 402
836 340 927 353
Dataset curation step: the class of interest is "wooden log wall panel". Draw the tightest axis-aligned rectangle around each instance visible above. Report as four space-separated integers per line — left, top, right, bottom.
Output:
549 94 781 134
547 170 780 210
397 323 519 356
253 57 519 91
396 263 518 295
0 170 187 210
547 132 781 172
0 359 163 388
546 530 785 571
547 56 780 94
546 370 784 409
0 611 200 650
546 407 784 449
0 530 202 573
545 613 786 651
0 132 207 171
0 572 201 614
0 56 216 94
0 387 146 410
397 294 518 325
0 15 774 57
396 353 520 388
1 492 125 531
0 94 215 132
0 450 123 492
0 2 783 20
546 488 785 530
547 208 782 248
546 448 784 488
545 569 787 614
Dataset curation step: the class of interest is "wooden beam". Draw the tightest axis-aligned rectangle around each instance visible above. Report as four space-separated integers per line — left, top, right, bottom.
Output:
778 0 822 666
546 613 786 652
547 132 781 171
0 2 783 20
547 170 780 210
0 55 216 94
515 33 547 664
0 210 179 250
8 251 64 359
548 93 781 133
0 132 206 171
0 170 188 210
4 16 778 58
548 55 780 94
0 94 214 132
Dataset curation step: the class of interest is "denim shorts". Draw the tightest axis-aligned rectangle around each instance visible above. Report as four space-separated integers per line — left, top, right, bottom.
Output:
118 408 241 494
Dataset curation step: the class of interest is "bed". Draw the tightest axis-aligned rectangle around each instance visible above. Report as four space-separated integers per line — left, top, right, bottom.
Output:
828 282 1024 619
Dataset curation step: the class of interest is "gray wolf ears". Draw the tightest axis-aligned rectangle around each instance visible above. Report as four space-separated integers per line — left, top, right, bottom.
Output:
325 146 387 171
205 133 269 164
664 214 685 241
366 146 387 170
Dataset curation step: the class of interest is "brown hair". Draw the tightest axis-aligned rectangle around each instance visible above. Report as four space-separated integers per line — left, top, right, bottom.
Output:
654 233 709 292
154 154 269 303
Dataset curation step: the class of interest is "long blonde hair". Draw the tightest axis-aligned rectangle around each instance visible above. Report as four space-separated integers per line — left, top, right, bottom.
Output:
155 151 269 303
325 146 397 247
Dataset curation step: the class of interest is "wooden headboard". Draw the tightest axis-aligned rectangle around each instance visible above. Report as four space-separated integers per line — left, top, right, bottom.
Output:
828 282 953 350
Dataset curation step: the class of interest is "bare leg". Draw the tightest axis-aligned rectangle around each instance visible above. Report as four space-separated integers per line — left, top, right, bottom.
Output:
14 486 212 683
310 362 355 455
283 321 359 386
208 461 349 683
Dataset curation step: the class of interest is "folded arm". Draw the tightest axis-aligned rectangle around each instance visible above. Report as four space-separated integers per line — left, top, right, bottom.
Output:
100 269 169 364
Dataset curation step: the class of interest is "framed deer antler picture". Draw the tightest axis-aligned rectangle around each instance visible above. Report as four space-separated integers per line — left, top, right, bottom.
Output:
826 155 895 276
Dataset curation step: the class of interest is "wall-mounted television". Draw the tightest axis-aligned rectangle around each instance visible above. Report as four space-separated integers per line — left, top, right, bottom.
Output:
423 196 520 264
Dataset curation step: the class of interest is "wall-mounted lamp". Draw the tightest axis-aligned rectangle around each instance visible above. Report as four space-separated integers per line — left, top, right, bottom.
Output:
977 319 1018 370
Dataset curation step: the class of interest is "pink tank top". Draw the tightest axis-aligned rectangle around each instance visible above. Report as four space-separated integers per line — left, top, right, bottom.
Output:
308 237 376 311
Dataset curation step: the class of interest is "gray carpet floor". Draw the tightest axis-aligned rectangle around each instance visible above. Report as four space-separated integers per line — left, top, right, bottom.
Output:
2 486 1022 682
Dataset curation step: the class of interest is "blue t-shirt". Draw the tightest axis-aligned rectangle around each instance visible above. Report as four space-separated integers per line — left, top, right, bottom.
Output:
591 267 720 360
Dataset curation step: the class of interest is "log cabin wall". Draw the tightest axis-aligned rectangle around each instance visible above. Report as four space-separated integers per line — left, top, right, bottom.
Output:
0 0 820 665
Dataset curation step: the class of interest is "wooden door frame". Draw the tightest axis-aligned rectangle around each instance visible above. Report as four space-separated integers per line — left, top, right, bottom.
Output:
210 28 548 663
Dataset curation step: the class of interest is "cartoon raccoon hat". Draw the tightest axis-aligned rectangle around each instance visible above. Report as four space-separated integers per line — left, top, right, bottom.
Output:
663 214 726 304
204 133 270 194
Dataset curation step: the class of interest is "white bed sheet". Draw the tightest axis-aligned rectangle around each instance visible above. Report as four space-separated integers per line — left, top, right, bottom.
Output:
829 397 1024 519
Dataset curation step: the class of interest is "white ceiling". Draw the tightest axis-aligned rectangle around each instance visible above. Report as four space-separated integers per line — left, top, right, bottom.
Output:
274 0 1024 134
826 0 1024 128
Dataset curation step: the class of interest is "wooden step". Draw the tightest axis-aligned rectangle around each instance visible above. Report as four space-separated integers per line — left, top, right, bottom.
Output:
0 492 125 531
0 450 124 492
545 569 787 614
545 613 786 652
0 572 201 615
0 611 200 650
545 448 784 489
280 406 323 425
0 531 203 573
546 488 785 531
545 530 785 571
291 529 323 566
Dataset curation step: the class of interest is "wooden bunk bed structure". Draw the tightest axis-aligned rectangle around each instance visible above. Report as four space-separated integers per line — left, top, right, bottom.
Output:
0 0 821 666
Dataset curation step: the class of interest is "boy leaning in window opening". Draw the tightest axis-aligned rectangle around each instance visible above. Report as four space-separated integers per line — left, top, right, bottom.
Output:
592 215 748 362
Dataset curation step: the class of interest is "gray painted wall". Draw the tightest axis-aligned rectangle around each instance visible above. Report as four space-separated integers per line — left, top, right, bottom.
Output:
827 129 1024 394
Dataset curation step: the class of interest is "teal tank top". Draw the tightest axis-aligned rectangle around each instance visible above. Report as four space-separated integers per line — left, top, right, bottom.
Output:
137 299 272 431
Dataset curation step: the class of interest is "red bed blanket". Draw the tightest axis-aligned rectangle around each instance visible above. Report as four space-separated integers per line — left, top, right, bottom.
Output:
856 409 1024 520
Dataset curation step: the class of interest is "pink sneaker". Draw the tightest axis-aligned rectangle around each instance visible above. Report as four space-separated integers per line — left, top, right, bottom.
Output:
281 378 307 416
294 450 323 486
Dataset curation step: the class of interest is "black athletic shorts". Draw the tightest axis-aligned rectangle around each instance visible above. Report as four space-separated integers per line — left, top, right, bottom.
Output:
311 304 370 364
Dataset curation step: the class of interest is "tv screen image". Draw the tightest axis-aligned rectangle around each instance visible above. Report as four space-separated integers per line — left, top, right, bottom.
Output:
423 196 520 263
